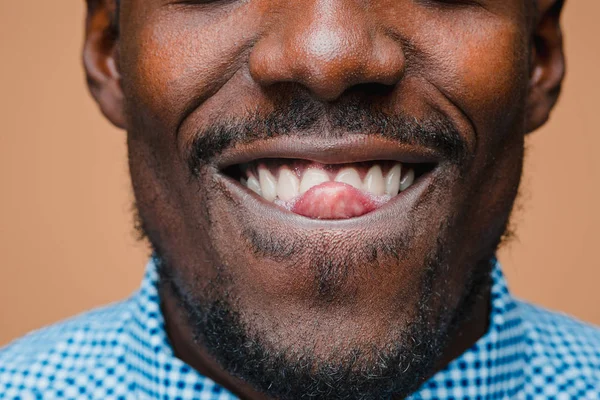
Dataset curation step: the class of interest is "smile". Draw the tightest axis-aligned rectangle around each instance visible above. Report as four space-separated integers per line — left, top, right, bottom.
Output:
226 160 436 219
217 135 440 221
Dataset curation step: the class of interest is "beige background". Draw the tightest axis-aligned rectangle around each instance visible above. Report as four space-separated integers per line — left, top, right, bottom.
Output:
0 2 598 346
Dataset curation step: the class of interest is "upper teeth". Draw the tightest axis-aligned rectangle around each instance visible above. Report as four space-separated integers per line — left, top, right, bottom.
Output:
363 165 385 196
334 168 362 189
399 168 415 191
386 164 402 196
299 169 330 195
247 175 262 196
244 162 415 202
258 168 277 201
277 168 300 201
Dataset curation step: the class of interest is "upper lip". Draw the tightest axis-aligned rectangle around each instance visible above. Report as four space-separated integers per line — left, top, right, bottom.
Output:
214 134 443 170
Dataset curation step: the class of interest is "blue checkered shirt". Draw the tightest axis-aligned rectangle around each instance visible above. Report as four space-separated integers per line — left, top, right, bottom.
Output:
1 260 599 399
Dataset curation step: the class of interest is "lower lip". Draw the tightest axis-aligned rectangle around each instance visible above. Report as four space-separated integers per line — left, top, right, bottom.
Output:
215 167 439 230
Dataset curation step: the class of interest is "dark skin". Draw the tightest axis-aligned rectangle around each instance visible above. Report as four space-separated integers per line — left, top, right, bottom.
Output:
84 0 565 398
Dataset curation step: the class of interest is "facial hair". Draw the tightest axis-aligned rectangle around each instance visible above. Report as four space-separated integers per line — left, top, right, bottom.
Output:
139 93 495 399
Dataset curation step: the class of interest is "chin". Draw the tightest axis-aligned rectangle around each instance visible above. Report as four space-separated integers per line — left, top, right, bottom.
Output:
149 159 497 399
130 100 521 399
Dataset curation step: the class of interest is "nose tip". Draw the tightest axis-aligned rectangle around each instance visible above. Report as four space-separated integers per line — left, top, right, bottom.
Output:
249 3 405 102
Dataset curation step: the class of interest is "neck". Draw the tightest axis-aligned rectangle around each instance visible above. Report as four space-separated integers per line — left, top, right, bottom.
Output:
160 280 490 399
161 286 270 400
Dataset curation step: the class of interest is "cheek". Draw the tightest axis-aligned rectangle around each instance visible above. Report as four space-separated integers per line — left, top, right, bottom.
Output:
457 29 527 117
406 15 529 257
417 13 529 188
422 16 529 123
120 6 262 129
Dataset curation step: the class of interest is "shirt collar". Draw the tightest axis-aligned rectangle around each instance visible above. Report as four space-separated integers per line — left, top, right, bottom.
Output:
127 259 526 398
127 262 234 398
408 263 528 398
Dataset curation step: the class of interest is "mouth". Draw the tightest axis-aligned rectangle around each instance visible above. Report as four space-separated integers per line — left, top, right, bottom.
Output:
217 135 438 220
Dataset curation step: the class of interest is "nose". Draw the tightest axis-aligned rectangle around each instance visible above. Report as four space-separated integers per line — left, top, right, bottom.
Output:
249 0 405 102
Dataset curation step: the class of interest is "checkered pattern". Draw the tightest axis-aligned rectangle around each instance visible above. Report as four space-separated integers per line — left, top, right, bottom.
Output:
1 260 599 399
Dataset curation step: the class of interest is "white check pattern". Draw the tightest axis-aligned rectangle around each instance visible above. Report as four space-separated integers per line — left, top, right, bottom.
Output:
1 260 599 399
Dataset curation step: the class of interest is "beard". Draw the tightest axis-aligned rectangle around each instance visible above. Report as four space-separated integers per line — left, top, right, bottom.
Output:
147 218 494 400
133 93 502 399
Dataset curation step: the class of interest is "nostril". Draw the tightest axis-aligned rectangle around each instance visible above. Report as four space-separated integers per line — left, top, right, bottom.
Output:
248 5 405 102
344 82 397 97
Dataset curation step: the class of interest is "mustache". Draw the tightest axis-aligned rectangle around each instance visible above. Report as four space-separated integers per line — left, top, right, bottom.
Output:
188 96 468 176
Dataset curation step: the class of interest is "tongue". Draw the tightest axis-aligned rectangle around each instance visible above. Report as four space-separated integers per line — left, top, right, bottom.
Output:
291 182 379 219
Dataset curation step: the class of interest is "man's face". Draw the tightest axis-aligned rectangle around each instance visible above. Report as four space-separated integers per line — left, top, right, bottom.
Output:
91 0 560 398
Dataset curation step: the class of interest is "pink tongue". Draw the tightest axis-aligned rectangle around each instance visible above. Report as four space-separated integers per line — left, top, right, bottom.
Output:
292 182 378 219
